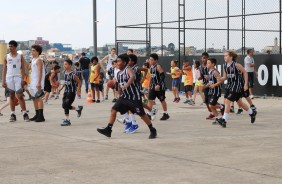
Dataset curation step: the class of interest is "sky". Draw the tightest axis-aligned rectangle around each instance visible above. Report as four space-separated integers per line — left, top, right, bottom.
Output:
0 0 115 49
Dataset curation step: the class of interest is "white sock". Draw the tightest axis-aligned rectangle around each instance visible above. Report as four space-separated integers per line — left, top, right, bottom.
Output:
147 111 152 115
248 108 253 115
65 116 69 120
123 113 130 123
164 111 168 114
11 111 15 115
223 113 229 121
22 110 27 115
130 114 138 125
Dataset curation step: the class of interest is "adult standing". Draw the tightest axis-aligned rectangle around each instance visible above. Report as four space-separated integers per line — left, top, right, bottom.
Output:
78 52 90 93
244 49 257 99
2 40 29 122
99 48 117 100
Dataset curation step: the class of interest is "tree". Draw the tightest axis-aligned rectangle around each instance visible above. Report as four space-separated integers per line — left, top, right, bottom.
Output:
168 43 175 54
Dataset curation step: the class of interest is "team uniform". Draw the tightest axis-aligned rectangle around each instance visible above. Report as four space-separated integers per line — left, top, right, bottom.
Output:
29 58 45 98
199 65 209 104
112 66 145 116
62 71 77 115
89 64 100 89
74 67 83 84
223 61 244 102
106 54 117 80
208 69 221 106
98 72 105 92
142 70 151 94
148 64 166 101
6 54 23 93
44 72 52 93
183 69 193 93
171 66 181 87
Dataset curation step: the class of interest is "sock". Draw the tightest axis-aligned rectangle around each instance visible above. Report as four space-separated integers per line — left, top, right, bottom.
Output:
131 114 137 125
11 111 15 115
123 113 130 123
22 110 27 115
107 123 113 129
164 111 168 114
148 124 154 131
147 111 152 115
65 116 69 120
223 113 229 121
75 106 79 111
248 108 253 115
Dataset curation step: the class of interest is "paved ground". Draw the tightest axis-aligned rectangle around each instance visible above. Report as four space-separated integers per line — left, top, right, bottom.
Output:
0 87 282 184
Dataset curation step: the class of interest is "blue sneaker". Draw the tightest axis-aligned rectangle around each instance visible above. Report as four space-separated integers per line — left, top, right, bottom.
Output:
124 122 132 133
183 99 191 104
126 124 139 134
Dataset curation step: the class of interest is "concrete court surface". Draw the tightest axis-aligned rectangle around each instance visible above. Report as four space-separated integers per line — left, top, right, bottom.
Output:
0 87 282 184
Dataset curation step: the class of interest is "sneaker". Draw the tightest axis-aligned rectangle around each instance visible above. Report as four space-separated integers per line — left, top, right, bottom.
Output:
230 106 235 113
206 114 215 120
236 109 243 115
0 113 3 116
217 118 227 128
250 110 257 124
23 113 30 122
76 106 83 118
61 119 71 126
175 98 180 103
220 104 225 115
96 100 100 103
188 100 195 106
149 127 157 139
173 98 177 102
250 105 256 110
10 114 17 122
112 98 117 103
124 122 132 133
147 112 152 120
77 95 81 99
55 96 59 100
92 100 96 103
200 102 205 106
105 95 108 100
117 118 126 124
97 127 112 138
160 113 170 121
29 114 38 121
44 101 49 105
126 124 139 134
250 95 254 99
212 118 220 125
183 99 191 104
151 108 158 120
50 94 55 99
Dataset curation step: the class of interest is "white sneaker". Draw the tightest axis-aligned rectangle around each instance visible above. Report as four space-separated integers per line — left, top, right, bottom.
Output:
250 95 254 99
44 102 49 105
151 108 158 120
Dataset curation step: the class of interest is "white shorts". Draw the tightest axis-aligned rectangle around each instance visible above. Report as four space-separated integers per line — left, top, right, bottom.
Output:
6 76 23 94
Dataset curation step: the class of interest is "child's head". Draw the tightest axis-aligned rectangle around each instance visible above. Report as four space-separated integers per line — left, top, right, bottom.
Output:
110 48 116 55
224 50 238 63
183 60 189 66
127 49 133 55
201 52 209 65
112 60 117 68
128 54 138 67
207 58 216 70
91 56 99 65
149 53 158 65
74 62 80 68
194 60 200 68
143 62 149 69
64 59 73 70
31 45 42 57
53 65 61 73
171 60 178 67
116 54 129 70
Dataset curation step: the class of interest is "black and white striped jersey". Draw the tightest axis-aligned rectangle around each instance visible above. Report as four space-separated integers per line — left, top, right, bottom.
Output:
117 66 141 101
200 65 209 85
224 61 243 93
131 64 142 91
150 64 166 90
64 71 76 93
208 69 221 96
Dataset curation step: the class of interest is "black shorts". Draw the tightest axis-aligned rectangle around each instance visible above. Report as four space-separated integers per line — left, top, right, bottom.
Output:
90 83 100 90
242 89 250 98
204 87 209 104
224 90 242 102
248 72 254 88
62 92 76 109
184 85 193 93
98 84 104 92
4 88 9 98
148 89 166 102
208 95 220 106
115 82 119 92
112 98 145 116
44 83 52 93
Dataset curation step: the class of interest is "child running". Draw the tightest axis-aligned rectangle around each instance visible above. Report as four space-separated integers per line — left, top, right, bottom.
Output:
182 60 194 104
166 60 181 102
58 60 83 126
97 54 157 139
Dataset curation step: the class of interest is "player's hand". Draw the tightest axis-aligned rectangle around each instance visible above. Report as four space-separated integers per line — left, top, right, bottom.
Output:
255 72 258 79
36 83 42 90
210 84 216 89
166 72 170 75
244 84 248 91
155 85 160 91
204 75 209 80
77 88 81 96
2 81 7 88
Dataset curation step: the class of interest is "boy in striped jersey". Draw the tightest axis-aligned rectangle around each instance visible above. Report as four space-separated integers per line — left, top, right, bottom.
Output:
217 51 257 128
97 54 157 139
58 60 83 126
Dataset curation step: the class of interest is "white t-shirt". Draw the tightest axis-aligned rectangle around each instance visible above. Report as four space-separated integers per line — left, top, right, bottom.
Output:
106 54 117 71
244 55 255 73
114 68 120 79
30 58 45 89
6 54 22 78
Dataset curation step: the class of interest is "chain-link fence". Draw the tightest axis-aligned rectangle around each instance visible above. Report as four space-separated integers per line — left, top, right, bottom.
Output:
116 0 282 57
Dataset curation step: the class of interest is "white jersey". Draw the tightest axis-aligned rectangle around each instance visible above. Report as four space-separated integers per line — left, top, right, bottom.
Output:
114 68 120 79
106 54 117 70
6 54 22 78
30 58 45 89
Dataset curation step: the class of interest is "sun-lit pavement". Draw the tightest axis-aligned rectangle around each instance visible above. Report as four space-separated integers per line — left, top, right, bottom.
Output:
0 86 282 184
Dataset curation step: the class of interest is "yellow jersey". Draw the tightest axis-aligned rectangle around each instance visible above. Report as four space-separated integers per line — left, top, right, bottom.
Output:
142 71 151 89
170 67 181 79
183 69 193 86
89 64 100 84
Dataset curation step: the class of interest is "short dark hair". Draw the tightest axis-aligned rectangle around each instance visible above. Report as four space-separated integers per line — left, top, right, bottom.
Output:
91 56 99 63
128 54 138 64
31 45 43 55
247 49 253 54
9 40 18 47
111 48 116 51
202 52 209 58
208 58 217 65
143 62 149 68
183 60 189 63
81 52 86 56
194 60 201 68
54 65 61 71
64 59 73 66
117 54 129 64
53 61 59 65
74 62 80 67
172 60 178 65
150 53 158 61
128 49 133 53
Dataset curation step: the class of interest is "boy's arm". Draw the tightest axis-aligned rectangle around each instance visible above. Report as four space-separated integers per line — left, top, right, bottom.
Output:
236 63 248 91
210 71 223 89
58 84 65 93
2 56 7 88
20 55 26 86
99 55 109 72
36 59 43 90
74 75 82 94
123 68 135 90
156 65 165 90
